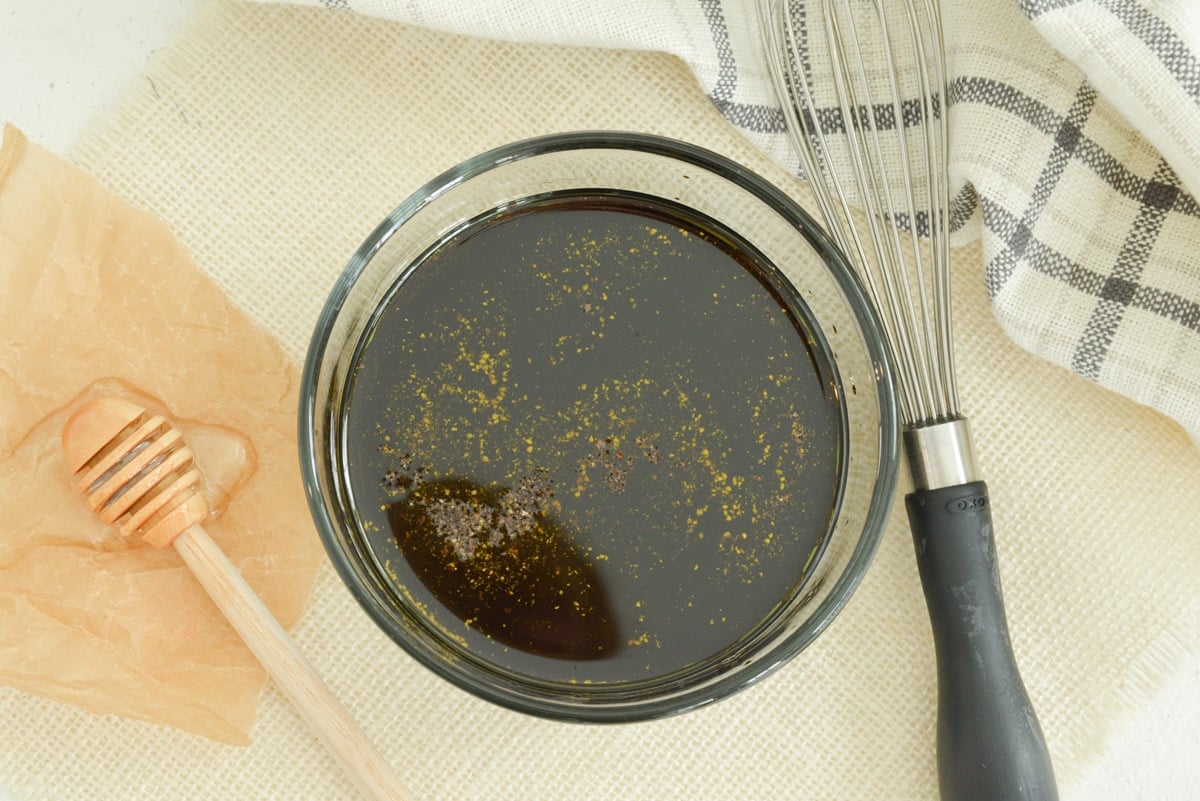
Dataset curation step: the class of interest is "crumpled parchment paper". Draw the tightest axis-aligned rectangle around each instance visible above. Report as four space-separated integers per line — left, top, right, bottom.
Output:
0 124 325 745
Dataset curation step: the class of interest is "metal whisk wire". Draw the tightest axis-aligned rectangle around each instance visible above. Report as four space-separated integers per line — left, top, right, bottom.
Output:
760 0 956 427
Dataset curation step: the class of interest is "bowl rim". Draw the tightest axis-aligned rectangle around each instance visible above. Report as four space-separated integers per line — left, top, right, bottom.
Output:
298 130 899 722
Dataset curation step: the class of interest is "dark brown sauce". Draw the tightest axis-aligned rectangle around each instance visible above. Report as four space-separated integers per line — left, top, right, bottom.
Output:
385 474 620 660
342 191 845 684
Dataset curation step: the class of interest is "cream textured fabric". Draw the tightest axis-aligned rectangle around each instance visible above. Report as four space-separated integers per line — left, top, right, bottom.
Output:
2 2 1200 799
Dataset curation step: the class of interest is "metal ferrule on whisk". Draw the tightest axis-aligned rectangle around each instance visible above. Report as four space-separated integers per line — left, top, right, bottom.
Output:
903 417 979 491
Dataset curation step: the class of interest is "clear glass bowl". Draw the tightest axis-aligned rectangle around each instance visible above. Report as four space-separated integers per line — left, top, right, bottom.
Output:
299 132 898 721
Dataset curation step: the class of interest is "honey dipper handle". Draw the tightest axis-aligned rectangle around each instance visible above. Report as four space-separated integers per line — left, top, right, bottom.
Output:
173 524 413 801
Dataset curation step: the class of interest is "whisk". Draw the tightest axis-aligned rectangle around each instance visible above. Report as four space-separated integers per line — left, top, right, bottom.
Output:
757 1 1057 798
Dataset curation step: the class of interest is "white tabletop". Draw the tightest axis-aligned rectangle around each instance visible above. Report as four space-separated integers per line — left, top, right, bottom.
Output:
2 1 1198 799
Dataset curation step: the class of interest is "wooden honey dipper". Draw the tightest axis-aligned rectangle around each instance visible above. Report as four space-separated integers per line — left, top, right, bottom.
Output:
62 396 413 801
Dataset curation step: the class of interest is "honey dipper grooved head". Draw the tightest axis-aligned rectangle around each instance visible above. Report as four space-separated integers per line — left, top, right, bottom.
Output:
62 397 211 548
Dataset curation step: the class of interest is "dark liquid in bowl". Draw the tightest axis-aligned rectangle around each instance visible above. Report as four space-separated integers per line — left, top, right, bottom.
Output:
342 191 845 684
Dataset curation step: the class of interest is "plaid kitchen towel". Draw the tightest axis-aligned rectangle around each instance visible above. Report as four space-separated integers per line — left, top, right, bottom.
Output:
275 0 1200 440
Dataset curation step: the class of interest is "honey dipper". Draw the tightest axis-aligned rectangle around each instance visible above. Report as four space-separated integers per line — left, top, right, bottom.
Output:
62 397 413 801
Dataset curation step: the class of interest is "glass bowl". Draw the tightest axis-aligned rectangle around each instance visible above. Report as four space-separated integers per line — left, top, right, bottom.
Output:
299 132 897 722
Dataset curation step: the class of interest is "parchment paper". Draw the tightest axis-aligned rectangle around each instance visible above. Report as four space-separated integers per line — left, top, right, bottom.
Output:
0 124 324 745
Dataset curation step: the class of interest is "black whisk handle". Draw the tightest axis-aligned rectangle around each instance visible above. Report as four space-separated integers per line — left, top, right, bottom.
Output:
905 481 1058 801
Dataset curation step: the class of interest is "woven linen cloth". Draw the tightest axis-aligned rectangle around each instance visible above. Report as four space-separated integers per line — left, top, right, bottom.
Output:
3 1 1200 799
268 0 1200 443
